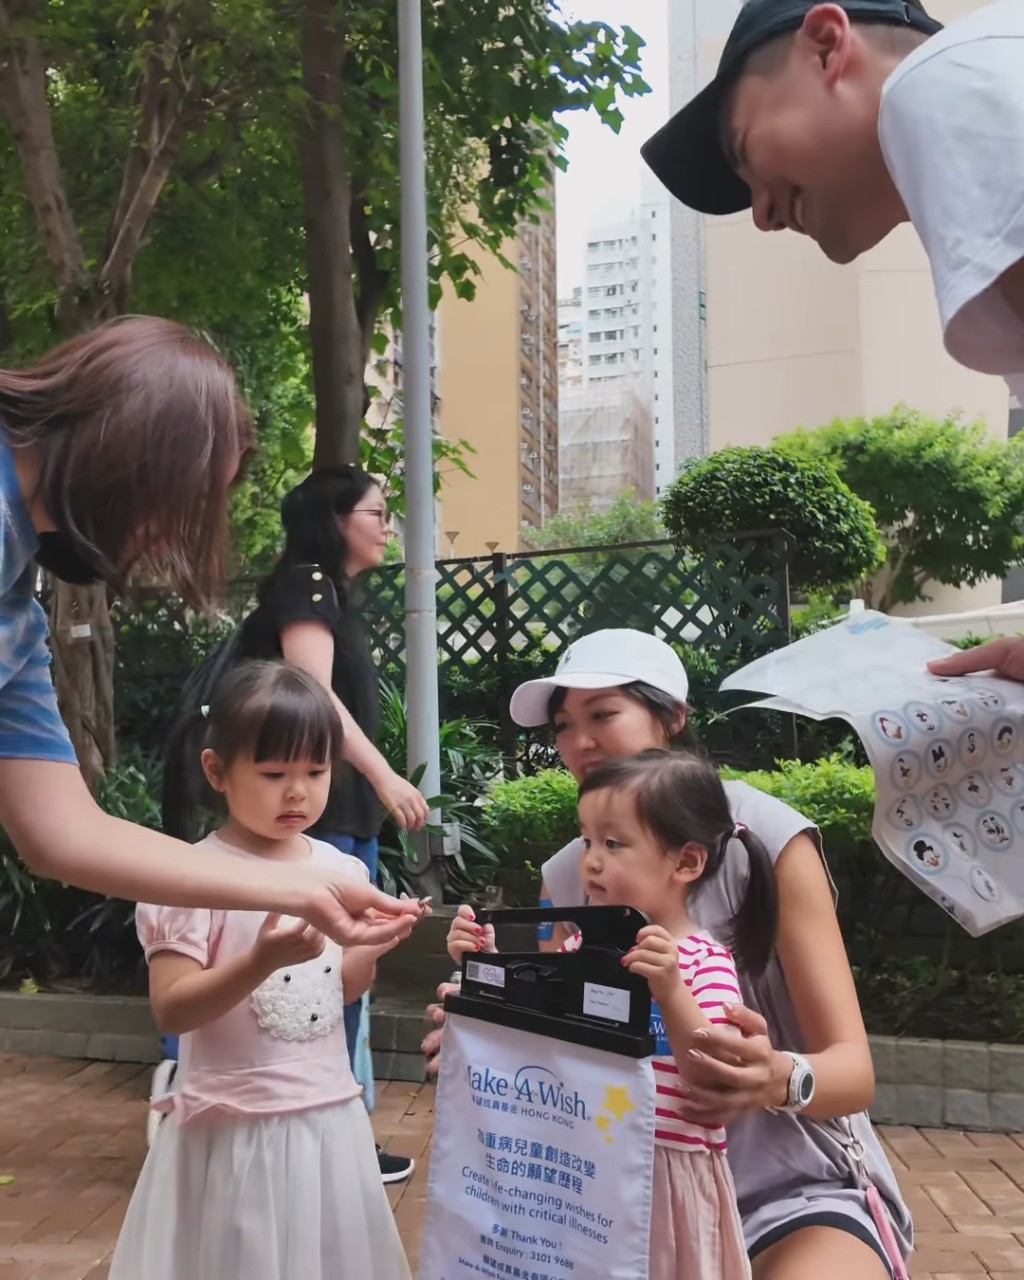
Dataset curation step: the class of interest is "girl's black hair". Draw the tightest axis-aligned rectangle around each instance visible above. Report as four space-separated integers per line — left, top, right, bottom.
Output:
258 466 377 603
206 660 344 768
161 661 344 837
578 749 778 975
547 681 699 753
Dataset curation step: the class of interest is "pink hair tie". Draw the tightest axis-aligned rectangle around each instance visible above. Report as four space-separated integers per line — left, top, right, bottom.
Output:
733 821 748 838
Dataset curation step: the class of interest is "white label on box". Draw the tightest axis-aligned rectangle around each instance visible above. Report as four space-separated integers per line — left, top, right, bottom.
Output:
466 960 505 989
583 981 631 1023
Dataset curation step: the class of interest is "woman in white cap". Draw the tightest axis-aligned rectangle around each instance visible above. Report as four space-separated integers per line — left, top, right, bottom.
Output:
426 629 910 1279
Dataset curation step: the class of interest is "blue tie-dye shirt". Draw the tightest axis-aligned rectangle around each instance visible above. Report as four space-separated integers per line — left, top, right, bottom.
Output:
0 442 75 763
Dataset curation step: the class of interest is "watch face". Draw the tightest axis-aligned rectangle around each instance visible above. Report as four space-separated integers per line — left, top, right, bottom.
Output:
796 1070 815 1105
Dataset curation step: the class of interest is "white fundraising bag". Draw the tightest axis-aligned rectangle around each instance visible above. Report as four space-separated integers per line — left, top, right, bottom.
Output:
418 906 656 1280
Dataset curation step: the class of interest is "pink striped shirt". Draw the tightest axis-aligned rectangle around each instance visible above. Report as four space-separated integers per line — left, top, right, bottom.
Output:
563 929 741 1153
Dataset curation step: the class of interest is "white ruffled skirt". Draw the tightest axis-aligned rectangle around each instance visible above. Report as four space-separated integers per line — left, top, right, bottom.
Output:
109 1098 411 1280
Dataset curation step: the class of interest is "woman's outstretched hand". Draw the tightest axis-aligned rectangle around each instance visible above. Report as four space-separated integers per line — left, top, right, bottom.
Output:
301 871 427 948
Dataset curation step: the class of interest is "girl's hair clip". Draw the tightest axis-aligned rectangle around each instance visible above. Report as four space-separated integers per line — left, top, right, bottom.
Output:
200 704 210 719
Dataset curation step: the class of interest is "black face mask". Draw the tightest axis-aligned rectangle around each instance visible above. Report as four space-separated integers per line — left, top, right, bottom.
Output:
35 532 103 586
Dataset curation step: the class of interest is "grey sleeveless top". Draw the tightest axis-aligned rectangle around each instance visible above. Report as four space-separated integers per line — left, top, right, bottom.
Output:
541 779 913 1258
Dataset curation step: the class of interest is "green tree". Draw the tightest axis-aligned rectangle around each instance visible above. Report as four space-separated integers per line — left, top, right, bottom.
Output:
776 408 1024 610
0 0 306 780
300 0 649 465
661 446 885 594
0 0 648 775
524 488 664 552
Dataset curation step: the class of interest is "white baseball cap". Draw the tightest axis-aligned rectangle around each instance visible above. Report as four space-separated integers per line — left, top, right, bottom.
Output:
509 629 690 728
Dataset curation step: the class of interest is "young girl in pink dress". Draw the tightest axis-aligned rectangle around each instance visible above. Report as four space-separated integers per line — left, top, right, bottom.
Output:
109 661 413 1280
448 748 779 1280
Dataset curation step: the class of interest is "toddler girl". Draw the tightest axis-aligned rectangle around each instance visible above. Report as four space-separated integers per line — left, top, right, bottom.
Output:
449 749 779 1280
110 661 413 1280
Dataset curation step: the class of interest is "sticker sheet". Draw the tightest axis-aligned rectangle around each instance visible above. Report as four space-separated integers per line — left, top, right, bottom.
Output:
721 611 1024 936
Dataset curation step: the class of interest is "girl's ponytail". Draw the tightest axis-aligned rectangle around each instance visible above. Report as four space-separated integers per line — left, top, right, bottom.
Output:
160 707 210 841
727 823 779 977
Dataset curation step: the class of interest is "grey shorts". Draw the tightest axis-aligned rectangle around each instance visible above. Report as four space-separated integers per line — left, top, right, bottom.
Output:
743 1188 899 1277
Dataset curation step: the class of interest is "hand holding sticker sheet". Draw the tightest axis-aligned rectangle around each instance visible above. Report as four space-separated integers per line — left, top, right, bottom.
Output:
721 611 1024 936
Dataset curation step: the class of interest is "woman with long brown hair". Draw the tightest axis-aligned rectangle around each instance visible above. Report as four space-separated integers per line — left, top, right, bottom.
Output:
0 316 422 948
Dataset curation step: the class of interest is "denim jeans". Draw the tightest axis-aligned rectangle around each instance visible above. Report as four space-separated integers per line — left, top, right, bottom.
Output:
318 833 380 1103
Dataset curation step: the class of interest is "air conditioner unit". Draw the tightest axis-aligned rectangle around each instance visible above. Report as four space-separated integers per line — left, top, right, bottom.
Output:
522 483 535 493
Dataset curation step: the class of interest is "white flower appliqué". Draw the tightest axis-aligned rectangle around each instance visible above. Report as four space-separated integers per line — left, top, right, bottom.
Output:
251 938 345 1042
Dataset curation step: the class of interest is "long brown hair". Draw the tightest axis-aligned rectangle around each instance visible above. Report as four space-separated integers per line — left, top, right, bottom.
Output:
0 316 252 605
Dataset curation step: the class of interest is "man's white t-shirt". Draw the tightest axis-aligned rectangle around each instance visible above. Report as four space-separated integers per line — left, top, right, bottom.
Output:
878 0 1024 400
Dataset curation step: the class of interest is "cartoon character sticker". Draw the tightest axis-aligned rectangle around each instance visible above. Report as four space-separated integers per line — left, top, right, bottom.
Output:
993 721 1018 757
978 811 1012 850
957 728 987 769
943 823 975 859
891 753 921 793
925 741 953 779
970 688 1003 712
996 765 1024 796
873 711 909 745
970 863 1000 902
903 703 939 734
1010 798 1024 837
889 796 921 831
924 784 955 818
959 773 992 809
937 894 959 919
908 836 947 874
937 695 970 722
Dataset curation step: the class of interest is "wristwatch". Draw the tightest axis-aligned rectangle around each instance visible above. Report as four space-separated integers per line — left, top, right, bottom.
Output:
771 1052 816 1113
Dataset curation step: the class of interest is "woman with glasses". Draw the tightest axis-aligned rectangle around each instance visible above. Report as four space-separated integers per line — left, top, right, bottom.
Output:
155 467 426 1183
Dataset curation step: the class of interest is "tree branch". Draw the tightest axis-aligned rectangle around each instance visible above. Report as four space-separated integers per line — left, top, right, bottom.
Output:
300 0 364 468
0 0 88 306
351 193 390 373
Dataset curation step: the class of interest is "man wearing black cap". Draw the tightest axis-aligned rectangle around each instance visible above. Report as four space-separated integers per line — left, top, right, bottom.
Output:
644 0 1024 685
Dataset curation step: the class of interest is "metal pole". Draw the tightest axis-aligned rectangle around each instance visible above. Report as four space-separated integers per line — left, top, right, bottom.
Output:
398 0 441 812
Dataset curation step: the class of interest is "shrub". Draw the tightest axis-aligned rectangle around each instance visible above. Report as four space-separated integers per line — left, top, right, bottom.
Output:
481 770 580 860
726 755 875 848
661 446 885 594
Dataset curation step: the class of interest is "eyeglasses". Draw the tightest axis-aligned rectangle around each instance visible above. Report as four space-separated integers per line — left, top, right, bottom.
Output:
350 507 390 526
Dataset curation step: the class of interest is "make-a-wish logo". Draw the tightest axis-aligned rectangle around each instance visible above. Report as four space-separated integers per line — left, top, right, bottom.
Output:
650 999 671 1055
466 1063 590 1119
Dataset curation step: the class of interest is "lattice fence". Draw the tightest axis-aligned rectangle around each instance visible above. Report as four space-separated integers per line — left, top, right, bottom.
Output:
112 533 797 772
358 531 796 771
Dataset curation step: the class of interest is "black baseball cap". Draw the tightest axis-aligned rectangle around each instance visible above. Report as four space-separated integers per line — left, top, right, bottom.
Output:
641 0 943 216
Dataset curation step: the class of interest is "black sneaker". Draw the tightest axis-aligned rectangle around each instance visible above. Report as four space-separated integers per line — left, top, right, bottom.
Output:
377 1146 414 1184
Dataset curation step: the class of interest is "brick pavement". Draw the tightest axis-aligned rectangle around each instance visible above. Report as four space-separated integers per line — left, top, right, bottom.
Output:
2 1054 1024 1277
